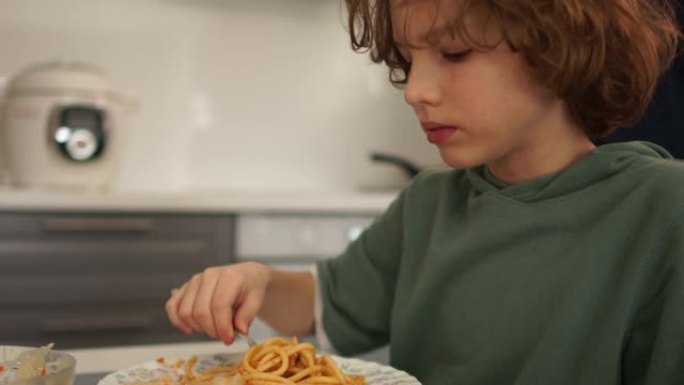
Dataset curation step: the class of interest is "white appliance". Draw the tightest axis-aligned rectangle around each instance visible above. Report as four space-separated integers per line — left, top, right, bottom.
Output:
0 61 134 191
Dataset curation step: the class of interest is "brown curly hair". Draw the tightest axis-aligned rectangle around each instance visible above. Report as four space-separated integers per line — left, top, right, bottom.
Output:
345 0 681 138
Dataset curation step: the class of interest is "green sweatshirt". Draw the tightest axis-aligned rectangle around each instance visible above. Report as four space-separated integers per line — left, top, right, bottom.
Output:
317 142 684 385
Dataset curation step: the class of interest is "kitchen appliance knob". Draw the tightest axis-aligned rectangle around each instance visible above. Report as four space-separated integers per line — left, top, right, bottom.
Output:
65 128 99 161
51 105 107 162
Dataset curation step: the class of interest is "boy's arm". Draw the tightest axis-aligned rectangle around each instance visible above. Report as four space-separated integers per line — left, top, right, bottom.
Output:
622 216 684 385
258 269 315 336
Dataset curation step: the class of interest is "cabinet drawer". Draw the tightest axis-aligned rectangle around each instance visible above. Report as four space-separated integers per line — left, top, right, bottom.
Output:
0 235 215 275
0 273 192 304
0 301 211 348
0 212 233 310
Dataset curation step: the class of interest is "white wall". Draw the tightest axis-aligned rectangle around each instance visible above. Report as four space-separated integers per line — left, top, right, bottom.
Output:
0 0 441 192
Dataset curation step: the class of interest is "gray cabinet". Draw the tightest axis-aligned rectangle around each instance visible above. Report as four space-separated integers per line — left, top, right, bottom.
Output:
0 212 234 348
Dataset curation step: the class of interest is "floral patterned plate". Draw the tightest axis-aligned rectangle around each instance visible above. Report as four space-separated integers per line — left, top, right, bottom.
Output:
97 352 421 385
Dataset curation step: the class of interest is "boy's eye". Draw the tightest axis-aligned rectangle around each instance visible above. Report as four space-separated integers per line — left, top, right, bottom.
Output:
442 49 472 62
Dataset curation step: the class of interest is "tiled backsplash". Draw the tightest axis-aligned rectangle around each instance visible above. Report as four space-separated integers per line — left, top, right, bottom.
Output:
0 0 440 192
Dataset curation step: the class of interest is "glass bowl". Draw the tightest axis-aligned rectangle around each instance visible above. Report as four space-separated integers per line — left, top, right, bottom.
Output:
0 346 76 385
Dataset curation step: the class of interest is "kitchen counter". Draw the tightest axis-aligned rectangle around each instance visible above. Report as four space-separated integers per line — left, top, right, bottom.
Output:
0 187 399 214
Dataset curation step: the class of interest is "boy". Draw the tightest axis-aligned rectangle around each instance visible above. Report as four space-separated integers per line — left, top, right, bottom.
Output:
167 0 683 383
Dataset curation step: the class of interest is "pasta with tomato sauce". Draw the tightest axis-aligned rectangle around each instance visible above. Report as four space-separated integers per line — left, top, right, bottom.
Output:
126 337 364 385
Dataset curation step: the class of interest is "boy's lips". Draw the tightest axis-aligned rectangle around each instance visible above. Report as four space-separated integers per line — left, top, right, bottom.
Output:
421 122 457 144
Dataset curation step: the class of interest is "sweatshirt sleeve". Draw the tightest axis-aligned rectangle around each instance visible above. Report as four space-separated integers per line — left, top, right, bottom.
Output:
622 213 684 385
315 186 407 356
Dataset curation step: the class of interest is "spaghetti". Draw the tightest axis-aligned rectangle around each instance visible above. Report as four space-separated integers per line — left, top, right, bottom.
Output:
238 337 365 385
128 337 364 385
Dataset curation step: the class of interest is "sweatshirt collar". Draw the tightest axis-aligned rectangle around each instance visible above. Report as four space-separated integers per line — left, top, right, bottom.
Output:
465 141 673 202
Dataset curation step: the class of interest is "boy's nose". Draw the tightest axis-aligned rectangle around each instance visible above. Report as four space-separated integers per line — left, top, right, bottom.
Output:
403 60 441 108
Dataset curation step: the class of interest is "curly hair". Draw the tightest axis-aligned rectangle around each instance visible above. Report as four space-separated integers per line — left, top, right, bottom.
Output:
345 0 681 138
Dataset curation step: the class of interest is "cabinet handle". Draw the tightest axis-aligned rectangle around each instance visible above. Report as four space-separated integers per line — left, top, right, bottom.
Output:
42 218 155 232
42 315 154 333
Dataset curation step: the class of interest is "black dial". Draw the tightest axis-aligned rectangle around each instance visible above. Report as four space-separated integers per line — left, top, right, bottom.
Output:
52 106 106 162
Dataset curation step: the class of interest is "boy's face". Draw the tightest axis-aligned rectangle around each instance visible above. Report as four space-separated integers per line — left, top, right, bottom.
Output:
391 0 567 174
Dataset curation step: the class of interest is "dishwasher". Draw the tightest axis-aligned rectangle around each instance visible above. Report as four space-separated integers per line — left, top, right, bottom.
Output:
234 213 390 364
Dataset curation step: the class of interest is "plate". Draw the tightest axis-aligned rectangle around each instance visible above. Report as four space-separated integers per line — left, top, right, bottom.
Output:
97 352 420 385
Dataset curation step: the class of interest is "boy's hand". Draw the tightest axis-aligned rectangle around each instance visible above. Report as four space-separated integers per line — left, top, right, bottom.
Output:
165 262 272 344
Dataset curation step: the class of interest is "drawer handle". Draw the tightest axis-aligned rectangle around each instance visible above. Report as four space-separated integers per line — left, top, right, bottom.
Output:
42 218 155 232
42 315 154 333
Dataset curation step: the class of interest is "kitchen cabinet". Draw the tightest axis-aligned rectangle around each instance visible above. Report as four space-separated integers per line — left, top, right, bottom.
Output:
0 212 233 348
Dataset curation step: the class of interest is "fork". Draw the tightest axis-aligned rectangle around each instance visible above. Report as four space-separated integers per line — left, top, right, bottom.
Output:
236 331 257 347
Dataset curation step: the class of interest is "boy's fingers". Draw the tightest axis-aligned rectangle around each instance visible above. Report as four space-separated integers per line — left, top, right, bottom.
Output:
233 292 262 335
212 275 241 344
165 286 192 334
193 270 220 338
178 276 203 332
214 303 235 345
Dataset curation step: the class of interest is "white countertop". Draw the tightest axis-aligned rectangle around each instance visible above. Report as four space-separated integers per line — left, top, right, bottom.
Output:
64 341 246 374
0 187 399 213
